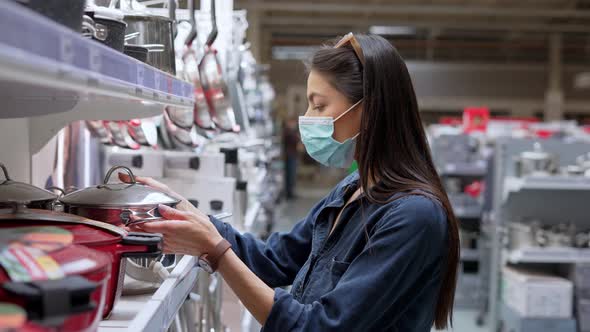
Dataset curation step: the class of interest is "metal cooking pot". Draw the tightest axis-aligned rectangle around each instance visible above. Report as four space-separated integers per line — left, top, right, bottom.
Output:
123 7 176 75
514 142 558 177
198 0 239 132
0 163 57 210
59 166 180 226
16 0 86 31
508 222 544 249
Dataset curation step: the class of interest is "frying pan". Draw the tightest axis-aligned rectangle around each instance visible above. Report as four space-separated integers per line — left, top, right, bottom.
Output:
198 0 239 133
182 0 215 130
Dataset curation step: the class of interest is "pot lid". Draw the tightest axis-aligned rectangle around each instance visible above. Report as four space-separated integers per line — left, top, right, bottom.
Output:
0 164 56 203
59 166 180 207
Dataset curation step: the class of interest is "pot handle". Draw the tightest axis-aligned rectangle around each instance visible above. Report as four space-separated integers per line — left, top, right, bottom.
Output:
104 165 136 184
205 0 218 47
0 163 10 181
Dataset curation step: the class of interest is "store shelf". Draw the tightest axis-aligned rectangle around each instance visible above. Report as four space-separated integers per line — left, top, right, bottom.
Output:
449 193 483 220
439 161 487 177
503 176 590 226
505 247 590 264
461 249 480 261
244 201 262 231
0 2 193 153
98 256 199 332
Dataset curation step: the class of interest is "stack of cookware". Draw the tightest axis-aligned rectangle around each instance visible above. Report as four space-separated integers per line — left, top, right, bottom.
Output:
508 221 590 250
0 163 181 330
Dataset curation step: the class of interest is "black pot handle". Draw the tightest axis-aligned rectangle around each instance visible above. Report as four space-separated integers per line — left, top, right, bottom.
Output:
0 163 10 181
103 165 136 185
121 232 163 258
2 276 97 324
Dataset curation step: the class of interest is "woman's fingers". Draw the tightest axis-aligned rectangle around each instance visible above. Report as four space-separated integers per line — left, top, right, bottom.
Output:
158 204 192 220
135 219 187 233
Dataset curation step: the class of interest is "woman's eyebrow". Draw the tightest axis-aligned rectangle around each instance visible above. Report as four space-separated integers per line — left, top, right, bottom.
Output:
307 92 327 102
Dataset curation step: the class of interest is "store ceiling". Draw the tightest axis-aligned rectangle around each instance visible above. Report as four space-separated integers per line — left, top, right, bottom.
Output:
234 0 590 63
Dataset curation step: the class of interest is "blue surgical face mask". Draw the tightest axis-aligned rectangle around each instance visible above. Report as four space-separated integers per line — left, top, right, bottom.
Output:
299 99 362 168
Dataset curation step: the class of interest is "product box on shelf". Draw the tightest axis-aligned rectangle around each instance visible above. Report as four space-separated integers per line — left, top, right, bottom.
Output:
104 147 164 178
157 176 236 217
502 266 573 318
500 302 577 332
577 299 590 332
560 263 590 299
163 151 225 179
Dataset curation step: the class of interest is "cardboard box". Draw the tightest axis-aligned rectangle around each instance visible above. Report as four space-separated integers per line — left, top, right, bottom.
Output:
577 298 590 332
501 302 577 332
502 266 573 318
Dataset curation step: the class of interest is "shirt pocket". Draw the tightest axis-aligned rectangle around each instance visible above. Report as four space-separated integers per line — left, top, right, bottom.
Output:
329 257 351 288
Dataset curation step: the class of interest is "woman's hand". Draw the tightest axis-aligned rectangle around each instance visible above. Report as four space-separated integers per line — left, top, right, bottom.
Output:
117 172 203 217
130 204 223 256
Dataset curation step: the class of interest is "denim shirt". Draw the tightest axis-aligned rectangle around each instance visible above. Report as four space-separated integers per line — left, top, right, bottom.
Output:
210 172 448 332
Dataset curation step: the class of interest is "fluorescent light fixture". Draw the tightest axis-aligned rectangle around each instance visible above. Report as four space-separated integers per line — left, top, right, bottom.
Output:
369 25 416 36
574 72 590 89
272 46 320 60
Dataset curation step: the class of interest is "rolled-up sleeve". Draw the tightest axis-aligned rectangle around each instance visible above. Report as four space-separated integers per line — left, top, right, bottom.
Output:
209 195 330 288
261 196 448 331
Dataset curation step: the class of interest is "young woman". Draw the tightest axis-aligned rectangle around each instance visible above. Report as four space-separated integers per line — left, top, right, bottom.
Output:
123 33 459 331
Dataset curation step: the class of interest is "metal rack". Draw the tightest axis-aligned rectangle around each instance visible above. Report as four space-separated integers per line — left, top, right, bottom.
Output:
486 138 590 332
0 1 193 182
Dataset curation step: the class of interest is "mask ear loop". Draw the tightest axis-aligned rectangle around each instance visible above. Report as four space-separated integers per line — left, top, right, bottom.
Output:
333 98 363 141
333 98 363 123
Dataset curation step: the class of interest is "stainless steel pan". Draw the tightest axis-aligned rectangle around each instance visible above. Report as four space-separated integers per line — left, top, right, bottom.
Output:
198 0 238 132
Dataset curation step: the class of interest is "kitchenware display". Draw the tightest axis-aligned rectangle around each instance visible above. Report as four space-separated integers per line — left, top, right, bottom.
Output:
507 222 545 249
105 121 140 150
85 120 113 145
182 0 215 130
513 142 558 177
84 7 127 51
0 226 110 331
59 166 180 227
127 118 158 148
122 0 176 74
165 106 194 130
0 164 56 210
162 111 201 150
198 0 239 132
0 206 163 318
16 0 86 31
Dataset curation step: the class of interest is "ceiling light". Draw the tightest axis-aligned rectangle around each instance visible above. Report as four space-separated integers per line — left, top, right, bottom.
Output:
369 26 416 36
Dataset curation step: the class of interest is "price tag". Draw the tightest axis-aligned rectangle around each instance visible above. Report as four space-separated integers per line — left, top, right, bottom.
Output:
89 47 101 72
137 64 145 86
154 71 161 92
59 36 74 65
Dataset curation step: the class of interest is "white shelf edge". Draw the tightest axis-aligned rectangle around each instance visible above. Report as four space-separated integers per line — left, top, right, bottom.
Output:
99 256 199 332
505 247 590 264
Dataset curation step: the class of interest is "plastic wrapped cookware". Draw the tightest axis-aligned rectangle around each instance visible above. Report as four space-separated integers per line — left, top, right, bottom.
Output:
0 226 110 331
0 207 163 318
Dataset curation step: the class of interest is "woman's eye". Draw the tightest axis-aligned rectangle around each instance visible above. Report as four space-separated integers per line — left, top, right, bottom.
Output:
313 105 324 111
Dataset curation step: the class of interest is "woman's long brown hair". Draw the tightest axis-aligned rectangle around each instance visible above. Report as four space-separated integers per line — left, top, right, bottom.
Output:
308 34 460 330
